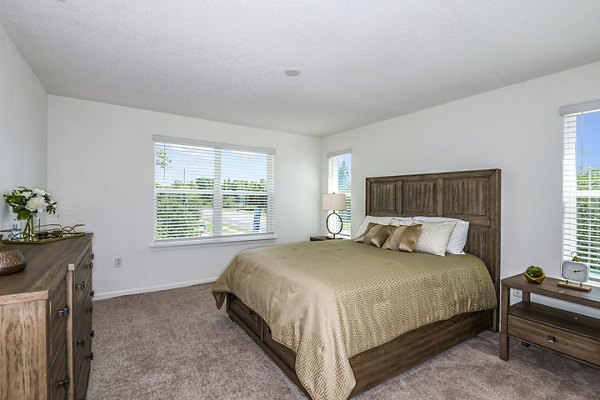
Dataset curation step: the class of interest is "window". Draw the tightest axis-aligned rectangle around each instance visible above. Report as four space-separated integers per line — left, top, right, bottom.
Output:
327 151 352 237
561 101 600 279
153 136 275 244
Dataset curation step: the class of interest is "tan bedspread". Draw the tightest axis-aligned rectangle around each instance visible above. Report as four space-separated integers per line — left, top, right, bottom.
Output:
212 240 497 400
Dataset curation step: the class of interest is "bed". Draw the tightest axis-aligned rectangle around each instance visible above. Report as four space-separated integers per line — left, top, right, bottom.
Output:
213 169 501 399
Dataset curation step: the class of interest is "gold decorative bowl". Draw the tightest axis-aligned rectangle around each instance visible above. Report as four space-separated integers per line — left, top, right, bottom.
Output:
524 272 545 284
0 241 27 276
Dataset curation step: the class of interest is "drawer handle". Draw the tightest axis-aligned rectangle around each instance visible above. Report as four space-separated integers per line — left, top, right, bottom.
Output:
547 335 556 344
88 306 94 314
57 306 69 318
86 352 94 360
90 329 95 338
91 253 95 260
76 338 87 347
57 376 69 390
90 290 95 298
76 281 86 291
88 262 94 270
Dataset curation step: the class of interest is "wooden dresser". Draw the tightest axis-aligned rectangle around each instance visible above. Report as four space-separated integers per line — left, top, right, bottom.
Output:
0 234 93 400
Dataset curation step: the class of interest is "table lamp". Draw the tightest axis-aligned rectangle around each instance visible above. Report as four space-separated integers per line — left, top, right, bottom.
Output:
322 193 347 239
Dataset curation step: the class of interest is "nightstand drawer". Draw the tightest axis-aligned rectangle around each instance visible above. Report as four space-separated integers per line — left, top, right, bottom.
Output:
508 315 600 365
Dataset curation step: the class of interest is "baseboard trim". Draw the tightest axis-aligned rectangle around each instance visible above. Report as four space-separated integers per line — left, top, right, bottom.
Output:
93 277 217 300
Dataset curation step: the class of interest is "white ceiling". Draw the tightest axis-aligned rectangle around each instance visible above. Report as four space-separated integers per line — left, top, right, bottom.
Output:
1 1 600 137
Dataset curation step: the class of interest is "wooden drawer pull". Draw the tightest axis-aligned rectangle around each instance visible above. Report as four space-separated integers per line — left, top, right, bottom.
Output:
88 306 94 313
57 376 69 390
57 306 69 318
76 338 87 347
86 352 94 360
547 335 556 344
76 281 86 291
90 329 95 338
88 262 94 270
90 290 95 298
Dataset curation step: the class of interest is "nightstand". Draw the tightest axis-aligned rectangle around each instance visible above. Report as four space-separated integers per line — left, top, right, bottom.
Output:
500 273 600 368
309 236 342 241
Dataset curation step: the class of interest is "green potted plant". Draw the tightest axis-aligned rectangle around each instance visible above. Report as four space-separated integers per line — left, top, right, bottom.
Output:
524 265 545 284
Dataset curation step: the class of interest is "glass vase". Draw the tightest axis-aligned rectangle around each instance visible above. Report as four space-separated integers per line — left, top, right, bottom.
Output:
21 214 37 241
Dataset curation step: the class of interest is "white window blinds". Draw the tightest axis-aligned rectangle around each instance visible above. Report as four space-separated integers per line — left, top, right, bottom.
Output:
327 151 352 237
153 136 275 243
562 105 600 278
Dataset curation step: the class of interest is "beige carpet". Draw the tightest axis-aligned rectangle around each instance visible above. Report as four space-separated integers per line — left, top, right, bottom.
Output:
88 283 600 400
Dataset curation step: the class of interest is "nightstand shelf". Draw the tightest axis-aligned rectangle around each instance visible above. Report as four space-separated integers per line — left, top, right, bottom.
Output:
500 274 600 368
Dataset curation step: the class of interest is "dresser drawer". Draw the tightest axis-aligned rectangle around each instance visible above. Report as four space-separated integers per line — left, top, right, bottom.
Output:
48 349 69 400
508 314 600 365
73 250 93 292
74 280 94 323
49 277 68 361
73 315 93 370
74 350 92 400
228 295 259 335
73 276 92 314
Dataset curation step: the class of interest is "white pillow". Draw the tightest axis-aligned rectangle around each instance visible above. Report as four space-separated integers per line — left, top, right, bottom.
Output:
397 220 456 256
389 217 415 226
413 216 469 254
353 216 393 239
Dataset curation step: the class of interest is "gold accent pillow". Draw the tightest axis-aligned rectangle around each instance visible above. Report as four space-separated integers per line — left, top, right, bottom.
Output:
383 224 423 252
353 222 376 243
354 223 394 248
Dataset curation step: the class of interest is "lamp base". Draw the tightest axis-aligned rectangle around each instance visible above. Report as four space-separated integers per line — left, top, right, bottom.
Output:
326 211 343 239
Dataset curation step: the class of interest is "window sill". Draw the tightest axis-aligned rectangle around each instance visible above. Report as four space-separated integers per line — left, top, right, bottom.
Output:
588 277 600 287
151 234 277 250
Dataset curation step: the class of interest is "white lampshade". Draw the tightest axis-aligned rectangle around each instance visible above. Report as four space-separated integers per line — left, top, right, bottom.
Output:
322 193 347 211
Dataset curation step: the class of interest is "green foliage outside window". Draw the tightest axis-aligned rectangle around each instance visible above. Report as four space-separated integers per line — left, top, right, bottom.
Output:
576 168 600 275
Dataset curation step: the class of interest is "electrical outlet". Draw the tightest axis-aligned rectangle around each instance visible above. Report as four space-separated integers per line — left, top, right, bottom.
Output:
115 257 123 268
512 288 522 298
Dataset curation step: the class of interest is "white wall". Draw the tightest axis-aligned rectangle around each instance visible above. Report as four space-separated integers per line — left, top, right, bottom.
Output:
323 61 600 317
47 96 321 299
0 24 47 229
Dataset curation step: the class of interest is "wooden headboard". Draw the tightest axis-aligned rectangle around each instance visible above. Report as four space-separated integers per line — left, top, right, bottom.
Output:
366 169 501 328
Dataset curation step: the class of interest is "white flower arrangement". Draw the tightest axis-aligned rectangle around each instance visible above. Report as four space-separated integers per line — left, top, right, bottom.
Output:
3 187 57 220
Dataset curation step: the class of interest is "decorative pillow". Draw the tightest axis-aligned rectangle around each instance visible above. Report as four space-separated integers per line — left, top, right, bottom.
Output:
369 225 394 248
383 224 422 252
354 223 394 248
353 222 377 243
353 216 394 239
413 216 469 254
389 217 414 226
395 220 456 256
413 221 457 256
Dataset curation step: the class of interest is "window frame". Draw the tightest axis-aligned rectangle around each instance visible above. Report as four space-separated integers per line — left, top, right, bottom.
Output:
327 150 352 238
152 135 275 246
561 101 600 281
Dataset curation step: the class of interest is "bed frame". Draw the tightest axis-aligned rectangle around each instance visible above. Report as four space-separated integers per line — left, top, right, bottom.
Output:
226 168 501 398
